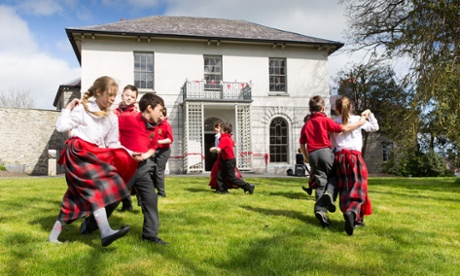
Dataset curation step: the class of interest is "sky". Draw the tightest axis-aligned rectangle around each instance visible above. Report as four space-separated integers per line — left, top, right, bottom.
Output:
0 0 368 110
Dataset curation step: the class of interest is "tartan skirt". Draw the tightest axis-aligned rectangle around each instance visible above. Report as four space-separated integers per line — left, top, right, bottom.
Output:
335 149 372 221
56 137 137 222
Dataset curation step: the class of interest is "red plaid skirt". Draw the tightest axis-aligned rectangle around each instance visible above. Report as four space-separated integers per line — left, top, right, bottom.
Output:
335 149 372 222
208 157 240 189
56 137 137 222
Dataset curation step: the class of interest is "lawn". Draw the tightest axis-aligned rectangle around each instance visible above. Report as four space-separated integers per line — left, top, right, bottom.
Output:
0 175 459 275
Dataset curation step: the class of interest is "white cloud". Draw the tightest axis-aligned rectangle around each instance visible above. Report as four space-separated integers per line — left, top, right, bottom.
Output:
17 0 63 16
0 5 80 110
0 6 37 53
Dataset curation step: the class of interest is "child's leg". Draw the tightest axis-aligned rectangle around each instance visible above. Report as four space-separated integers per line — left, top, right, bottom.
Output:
221 159 254 193
94 207 130 246
309 148 334 213
49 220 65 243
154 149 170 197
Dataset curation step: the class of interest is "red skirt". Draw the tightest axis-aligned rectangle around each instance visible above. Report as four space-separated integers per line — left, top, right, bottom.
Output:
208 157 241 189
57 138 137 222
335 149 372 221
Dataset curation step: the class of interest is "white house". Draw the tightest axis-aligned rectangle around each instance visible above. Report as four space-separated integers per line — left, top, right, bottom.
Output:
61 16 343 175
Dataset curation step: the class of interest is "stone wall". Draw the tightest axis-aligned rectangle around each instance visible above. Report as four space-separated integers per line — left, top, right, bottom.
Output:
0 108 67 175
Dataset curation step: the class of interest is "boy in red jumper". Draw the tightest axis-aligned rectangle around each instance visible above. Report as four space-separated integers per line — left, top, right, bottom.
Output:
152 107 173 197
113 84 139 212
299 95 367 228
210 122 255 194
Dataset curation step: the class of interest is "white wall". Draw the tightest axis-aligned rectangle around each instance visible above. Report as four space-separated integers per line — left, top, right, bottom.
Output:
79 36 332 174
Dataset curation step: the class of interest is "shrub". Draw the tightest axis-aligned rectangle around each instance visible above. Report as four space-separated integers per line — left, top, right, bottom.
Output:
382 150 453 177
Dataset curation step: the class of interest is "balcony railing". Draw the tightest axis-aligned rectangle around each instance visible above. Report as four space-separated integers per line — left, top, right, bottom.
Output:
181 80 252 102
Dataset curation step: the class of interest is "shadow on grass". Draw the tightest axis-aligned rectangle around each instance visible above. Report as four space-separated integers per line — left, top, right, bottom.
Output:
268 190 315 201
184 187 213 194
240 205 342 232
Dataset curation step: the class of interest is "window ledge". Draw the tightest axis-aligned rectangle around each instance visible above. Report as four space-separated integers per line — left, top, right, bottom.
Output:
268 92 289 96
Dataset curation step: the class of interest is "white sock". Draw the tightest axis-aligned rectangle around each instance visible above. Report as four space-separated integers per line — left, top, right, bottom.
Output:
48 220 65 243
93 208 117 238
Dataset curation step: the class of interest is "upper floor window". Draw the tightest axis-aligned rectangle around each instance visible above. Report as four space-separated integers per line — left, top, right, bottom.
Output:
204 56 222 91
134 53 154 90
269 58 286 92
269 117 289 162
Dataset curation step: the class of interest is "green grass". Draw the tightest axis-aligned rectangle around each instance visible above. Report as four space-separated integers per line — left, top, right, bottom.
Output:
1 176 459 275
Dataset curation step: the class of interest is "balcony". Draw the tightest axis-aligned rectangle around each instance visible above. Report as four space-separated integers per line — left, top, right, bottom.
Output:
181 80 252 102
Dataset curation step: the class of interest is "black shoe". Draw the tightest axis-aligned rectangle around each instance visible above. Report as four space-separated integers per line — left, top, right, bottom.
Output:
119 205 133 212
315 211 330 228
157 193 166 198
101 225 131 247
302 186 312 196
216 190 229 194
323 192 336 213
245 184 255 194
142 236 168 245
344 211 355 236
80 217 98 235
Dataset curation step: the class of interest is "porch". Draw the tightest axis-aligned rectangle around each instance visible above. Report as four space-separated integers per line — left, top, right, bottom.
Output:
170 80 253 174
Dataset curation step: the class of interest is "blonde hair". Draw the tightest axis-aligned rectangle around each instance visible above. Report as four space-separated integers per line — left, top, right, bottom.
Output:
81 76 118 116
335 96 352 125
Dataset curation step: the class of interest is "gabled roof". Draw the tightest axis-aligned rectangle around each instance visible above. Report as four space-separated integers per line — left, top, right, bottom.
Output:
53 78 81 107
66 16 344 65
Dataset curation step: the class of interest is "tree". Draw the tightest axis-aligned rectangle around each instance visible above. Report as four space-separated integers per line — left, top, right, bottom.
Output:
340 0 460 145
335 59 415 157
0 89 37 109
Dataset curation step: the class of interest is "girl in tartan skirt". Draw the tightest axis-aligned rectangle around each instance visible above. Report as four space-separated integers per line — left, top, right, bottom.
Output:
48 76 139 246
331 96 379 236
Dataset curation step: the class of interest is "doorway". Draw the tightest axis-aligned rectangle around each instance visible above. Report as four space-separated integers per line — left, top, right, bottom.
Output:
205 133 218 171
204 117 222 171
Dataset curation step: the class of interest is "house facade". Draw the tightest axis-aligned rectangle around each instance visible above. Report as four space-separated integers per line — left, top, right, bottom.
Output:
64 16 343 175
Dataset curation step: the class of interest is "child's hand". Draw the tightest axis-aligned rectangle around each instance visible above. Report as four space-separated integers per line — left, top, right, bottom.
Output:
132 152 143 162
361 109 371 117
66 98 80 110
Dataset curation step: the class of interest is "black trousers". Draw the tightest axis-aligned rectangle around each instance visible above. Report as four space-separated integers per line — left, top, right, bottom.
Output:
85 159 160 238
217 158 250 190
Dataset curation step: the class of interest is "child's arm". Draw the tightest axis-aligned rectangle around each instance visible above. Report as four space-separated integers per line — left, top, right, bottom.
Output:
131 149 157 162
158 138 172 145
141 149 156 160
299 144 309 163
361 109 379 132
210 147 221 153
341 114 368 133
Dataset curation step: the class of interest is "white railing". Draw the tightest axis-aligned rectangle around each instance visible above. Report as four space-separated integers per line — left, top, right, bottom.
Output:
182 80 252 101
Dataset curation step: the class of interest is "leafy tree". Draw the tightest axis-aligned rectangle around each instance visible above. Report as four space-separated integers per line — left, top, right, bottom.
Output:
0 89 36 109
340 0 460 145
335 60 415 157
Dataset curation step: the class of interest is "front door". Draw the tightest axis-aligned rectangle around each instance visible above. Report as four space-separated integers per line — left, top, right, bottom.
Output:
205 133 218 171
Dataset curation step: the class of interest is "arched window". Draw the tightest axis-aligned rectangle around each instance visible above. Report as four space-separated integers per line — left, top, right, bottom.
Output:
204 117 221 132
269 117 288 162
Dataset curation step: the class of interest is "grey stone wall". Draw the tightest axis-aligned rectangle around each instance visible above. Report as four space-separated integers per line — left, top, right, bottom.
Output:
0 108 67 175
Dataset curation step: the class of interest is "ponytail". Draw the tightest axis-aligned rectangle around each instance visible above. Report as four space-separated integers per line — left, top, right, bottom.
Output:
335 96 352 125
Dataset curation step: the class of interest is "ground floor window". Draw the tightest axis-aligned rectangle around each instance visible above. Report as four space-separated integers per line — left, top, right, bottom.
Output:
382 142 394 161
269 117 288 162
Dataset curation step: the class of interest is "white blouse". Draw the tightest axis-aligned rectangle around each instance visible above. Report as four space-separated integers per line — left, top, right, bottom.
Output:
56 100 120 148
331 113 379 152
